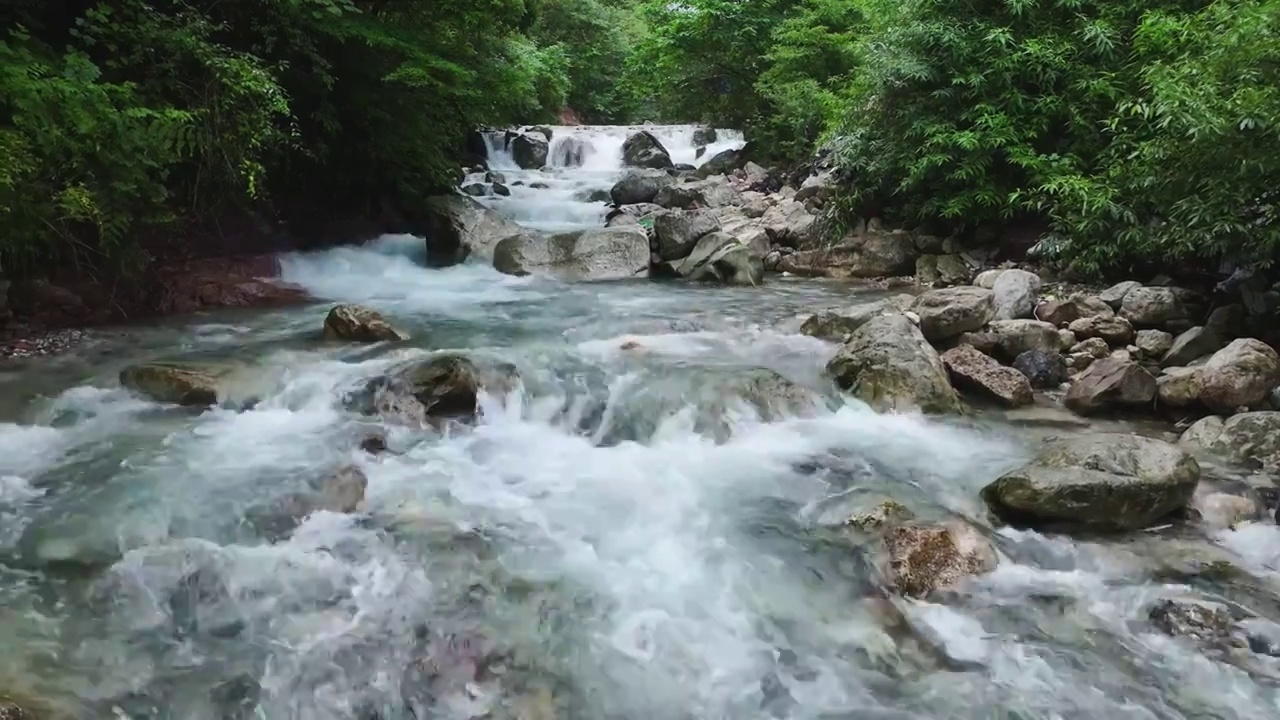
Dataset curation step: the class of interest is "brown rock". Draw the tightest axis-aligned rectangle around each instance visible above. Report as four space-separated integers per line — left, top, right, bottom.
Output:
1198 339 1280 413
1068 315 1134 346
324 304 408 343
1157 366 1204 408
1064 356 1157 415
880 521 998 598
119 363 220 407
1036 293 1113 327
941 345 1034 407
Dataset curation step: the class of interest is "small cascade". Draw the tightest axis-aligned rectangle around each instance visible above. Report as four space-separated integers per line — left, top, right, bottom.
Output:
462 125 746 234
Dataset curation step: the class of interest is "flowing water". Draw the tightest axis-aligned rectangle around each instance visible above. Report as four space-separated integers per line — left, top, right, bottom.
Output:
2 126 1280 719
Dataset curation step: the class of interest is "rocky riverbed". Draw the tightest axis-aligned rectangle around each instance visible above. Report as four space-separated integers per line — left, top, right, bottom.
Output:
2 125 1280 718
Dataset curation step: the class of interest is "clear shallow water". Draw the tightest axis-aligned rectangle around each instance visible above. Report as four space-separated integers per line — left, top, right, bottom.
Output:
1 127 1279 718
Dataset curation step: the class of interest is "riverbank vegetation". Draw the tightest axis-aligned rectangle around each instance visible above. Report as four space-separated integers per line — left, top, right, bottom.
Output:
2 0 1277 281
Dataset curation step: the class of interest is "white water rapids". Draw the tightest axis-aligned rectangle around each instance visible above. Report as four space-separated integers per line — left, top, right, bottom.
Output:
1 126 1279 719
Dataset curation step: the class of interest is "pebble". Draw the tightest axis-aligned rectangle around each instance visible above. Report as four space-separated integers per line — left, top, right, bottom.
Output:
0 329 88 359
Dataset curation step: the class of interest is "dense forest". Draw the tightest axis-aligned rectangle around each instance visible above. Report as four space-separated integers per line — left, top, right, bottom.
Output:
2 0 1278 281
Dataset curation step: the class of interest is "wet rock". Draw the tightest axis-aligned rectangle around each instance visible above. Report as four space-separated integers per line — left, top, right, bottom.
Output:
910 287 995 342
1156 366 1204 408
511 131 549 169
846 499 915 532
1064 356 1156 415
1149 598 1237 644
401 354 512 420
1121 286 1190 328
1067 315 1134 346
120 363 220 407
323 304 407 343
1198 339 1280 413
915 254 973 287
400 630 509 717
1160 326 1221 368
671 232 763 286
799 297 911 342
318 464 368 514
654 177 741 209
460 182 488 197
1036 293 1113 327
652 209 720 261
610 170 673 205
991 269 1041 320
492 182 511 197
423 195 531 267
981 433 1201 532
972 268 1005 289
692 126 717 146
880 520 998 598
1191 483 1266 529
527 125 553 141
572 188 609 203
493 226 649 280
622 130 673 170
360 434 388 455
941 345 1033 407
1013 349 1068 389
1205 411 1280 470
1099 280 1142 309
0 689 60 720
826 313 961 414
1135 329 1174 359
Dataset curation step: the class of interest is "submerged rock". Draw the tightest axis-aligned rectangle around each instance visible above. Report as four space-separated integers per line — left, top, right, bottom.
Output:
120 363 220 407
493 226 649 280
981 433 1200 532
880 520 998 598
941 344 1033 407
323 304 407 343
826 313 960 414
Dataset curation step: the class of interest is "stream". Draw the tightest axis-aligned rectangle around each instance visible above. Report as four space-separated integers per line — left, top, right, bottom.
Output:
1 125 1279 719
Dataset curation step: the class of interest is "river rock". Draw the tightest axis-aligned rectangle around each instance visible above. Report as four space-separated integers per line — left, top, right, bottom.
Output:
1157 366 1204 408
981 319 1062 360
654 177 740 209
715 208 771 256
759 199 816 248
401 354 516 420
1067 315 1134 346
493 227 649 280
973 269 1005 289
981 433 1201 532
1064 356 1157 415
1197 339 1280 413
1161 326 1222 368
879 520 998 598
323 304 407 343
991 269 1041 320
692 126 717 146
1099 280 1142 309
610 170 674 205
1178 415 1226 452
1037 293 1114 327
652 209 720 261
423 195 529 267
826 313 960 414
671 232 763 286
1013 349 1068 389
0 689 59 720
605 202 663 228
1203 411 1280 470
1121 286 1190 328
915 255 972 287
1149 598 1237 644
941 345 1033 407
800 297 912 341
622 130 673 170
777 230 919 278
511 131 549 169
1069 336 1111 360
910 287 995 342
1135 329 1174 359
120 363 220 407
1206 304 1247 340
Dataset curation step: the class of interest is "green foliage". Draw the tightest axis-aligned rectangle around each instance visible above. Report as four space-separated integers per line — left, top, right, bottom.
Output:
526 0 637 121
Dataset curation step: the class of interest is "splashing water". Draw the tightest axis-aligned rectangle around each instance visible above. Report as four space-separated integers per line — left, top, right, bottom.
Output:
1 126 1279 719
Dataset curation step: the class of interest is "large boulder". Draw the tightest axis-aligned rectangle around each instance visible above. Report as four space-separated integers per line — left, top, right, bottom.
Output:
826 313 961 414
610 170 674 205
120 363 220 407
915 254 973 287
759 199 816 248
652 209 720 261
671 232 764 286
778 230 919 278
1036 293 1114 327
1161 326 1222 368
1099 280 1142 309
424 195 529 267
1197 339 1280 413
1121 286 1190 328
323 304 407 343
695 147 747 178
654 177 741 209
1157 366 1204 408
973 319 1063 361
941 345 1033 407
1063 356 1157 415
511 132 549 169
799 297 912 341
1203 411 1280 470
692 126 717 146
622 130 673 170
981 434 1201 532
910 287 995 342
715 208 771 256
991 269 1042 320
493 227 649 280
